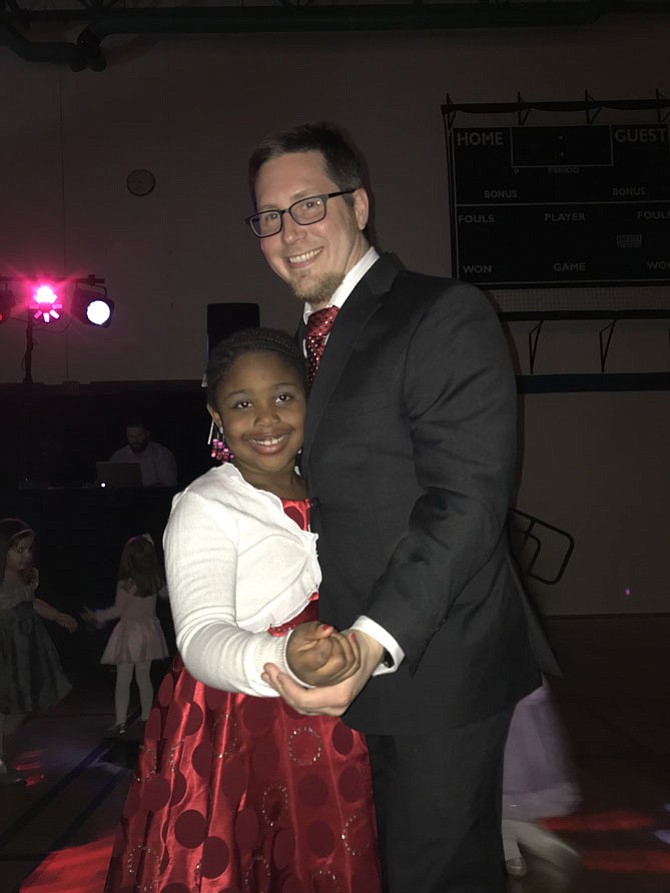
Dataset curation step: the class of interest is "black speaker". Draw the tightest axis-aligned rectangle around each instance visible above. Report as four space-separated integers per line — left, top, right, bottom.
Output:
207 303 260 355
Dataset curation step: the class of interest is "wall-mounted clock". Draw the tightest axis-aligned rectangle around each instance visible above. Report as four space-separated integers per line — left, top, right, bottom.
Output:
126 169 156 197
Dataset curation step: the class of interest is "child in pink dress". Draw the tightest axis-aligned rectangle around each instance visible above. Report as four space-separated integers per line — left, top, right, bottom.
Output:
83 534 169 736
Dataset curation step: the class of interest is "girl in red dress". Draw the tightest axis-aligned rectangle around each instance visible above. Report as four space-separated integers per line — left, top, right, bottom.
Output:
104 328 381 893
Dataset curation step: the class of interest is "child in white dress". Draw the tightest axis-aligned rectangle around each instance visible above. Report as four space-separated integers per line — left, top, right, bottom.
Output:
83 534 169 736
502 677 582 877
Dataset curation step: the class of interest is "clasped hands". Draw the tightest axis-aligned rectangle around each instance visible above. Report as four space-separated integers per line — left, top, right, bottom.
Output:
262 620 384 717
80 606 102 629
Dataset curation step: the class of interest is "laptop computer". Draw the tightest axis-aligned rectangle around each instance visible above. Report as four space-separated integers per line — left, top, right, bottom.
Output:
96 461 143 488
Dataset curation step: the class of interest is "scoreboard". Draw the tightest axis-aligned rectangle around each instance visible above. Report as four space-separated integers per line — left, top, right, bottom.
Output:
446 123 670 288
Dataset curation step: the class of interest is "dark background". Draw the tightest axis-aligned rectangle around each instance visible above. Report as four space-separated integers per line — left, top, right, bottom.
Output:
0 381 214 675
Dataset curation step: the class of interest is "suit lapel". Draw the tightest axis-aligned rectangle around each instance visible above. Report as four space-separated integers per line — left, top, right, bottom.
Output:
302 254 401 471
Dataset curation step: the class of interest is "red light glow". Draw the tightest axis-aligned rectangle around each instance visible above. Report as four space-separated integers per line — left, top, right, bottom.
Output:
19 835 114 893
581 848 670 873
543 809 656 832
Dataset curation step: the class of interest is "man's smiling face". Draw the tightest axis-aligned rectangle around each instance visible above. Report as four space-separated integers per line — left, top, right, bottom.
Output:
254 150 369 308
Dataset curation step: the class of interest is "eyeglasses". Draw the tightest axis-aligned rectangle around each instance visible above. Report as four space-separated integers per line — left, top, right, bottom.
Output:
245 190 356 238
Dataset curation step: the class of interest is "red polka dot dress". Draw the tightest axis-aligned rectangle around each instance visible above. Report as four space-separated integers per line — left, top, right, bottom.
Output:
104 499 381 893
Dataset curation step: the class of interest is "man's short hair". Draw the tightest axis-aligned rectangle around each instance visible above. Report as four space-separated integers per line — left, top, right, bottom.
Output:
124 415 149 431
248 121 366 209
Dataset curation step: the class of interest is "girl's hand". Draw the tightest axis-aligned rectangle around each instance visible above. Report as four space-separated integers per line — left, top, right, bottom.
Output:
80 606 97 626
286 621 361 687
58 612 78 633
264 630 384 718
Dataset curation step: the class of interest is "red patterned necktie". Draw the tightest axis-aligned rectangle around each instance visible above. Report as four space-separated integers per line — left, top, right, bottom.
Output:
305 306 339 386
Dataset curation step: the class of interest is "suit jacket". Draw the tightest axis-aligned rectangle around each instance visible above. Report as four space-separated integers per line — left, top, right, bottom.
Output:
302 253 555 735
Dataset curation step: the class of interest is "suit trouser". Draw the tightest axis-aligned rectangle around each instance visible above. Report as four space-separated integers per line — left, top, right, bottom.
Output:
366 706 514 893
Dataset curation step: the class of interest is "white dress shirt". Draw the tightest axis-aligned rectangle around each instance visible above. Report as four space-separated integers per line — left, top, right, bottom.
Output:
109 441 177 487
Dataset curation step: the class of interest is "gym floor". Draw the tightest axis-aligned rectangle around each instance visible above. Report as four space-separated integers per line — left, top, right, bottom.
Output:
1 614 669 893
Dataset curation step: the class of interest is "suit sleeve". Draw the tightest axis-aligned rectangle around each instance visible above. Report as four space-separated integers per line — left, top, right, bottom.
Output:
364 283 518 669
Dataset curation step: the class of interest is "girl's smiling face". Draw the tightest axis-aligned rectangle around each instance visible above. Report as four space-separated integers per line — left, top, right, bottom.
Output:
208 351 306 490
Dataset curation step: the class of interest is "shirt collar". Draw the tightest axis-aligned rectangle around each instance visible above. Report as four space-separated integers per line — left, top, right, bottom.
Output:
303 247 380 323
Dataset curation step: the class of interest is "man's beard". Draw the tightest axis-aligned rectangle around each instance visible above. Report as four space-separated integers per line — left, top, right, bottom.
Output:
291 271 345 308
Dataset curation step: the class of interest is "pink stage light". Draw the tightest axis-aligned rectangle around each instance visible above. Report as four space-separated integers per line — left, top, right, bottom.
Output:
31 284 63 323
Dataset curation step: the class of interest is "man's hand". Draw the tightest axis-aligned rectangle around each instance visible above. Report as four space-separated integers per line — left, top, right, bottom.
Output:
287 621 362 687
263 629 384 716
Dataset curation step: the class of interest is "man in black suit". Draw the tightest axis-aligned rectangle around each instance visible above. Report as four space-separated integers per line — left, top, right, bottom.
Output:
252 123 554 892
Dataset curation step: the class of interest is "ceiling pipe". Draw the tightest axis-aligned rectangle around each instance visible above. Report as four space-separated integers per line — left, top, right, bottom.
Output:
0 17 87 69
2 1 669 72
80 2 633 39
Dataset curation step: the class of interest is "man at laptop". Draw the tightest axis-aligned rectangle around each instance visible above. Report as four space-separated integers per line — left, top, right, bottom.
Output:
109 416 177 488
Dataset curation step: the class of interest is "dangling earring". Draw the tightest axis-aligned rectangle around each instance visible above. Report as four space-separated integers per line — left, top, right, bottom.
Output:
208 420 234 463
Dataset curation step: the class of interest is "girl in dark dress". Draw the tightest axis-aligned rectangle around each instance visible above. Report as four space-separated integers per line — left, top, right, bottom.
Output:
0 518 77 784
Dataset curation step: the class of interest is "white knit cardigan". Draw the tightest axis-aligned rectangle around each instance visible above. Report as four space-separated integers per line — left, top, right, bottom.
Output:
163 463 321 697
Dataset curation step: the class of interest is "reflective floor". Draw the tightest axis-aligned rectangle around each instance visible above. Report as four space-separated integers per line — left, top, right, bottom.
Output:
1 615 669 893
515 615 670 893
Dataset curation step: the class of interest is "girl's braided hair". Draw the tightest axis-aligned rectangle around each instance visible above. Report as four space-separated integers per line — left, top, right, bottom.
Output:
206 327 307 405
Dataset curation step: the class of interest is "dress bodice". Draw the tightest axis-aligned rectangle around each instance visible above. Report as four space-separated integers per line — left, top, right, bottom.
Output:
280 496 311 532
0 575 37 611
